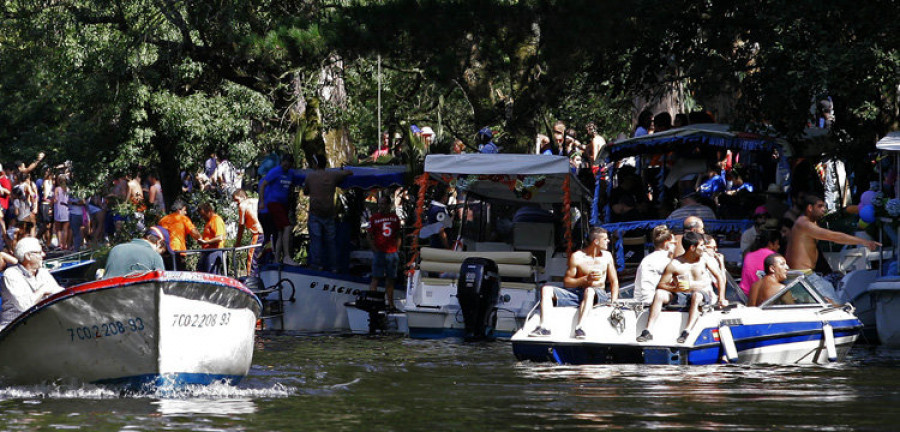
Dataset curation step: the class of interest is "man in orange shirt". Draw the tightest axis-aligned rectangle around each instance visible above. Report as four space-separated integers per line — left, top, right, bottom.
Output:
158 199 201 270
197 202 226 274
233 189 263 276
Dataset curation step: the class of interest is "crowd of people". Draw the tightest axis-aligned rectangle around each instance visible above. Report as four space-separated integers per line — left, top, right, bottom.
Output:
527 189 880 342
0 102 867 328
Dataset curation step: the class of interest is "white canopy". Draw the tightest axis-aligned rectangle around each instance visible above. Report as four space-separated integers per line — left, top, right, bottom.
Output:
876 131 900 152
424 154 590 203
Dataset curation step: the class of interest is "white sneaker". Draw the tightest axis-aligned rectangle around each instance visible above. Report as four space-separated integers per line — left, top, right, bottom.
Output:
283 257 300 266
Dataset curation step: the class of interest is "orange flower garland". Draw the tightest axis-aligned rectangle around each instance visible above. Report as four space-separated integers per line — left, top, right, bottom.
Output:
407 173 435 275
562 175 573 255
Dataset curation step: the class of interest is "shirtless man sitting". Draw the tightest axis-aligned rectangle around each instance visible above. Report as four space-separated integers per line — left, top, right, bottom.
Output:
749 253 788 306
529 227 619 338
785 193 879 300
636 231 726 343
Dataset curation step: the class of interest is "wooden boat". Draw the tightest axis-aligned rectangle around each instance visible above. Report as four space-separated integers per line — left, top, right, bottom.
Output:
0 271 260 388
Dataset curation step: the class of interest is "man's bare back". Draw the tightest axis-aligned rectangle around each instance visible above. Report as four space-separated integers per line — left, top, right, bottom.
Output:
750 277 785 306
126 179 144 205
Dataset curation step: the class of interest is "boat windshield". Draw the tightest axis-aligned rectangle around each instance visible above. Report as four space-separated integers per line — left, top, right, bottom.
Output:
760 278 825 308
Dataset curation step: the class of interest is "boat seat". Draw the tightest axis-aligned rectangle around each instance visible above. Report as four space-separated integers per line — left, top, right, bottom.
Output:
418 247 538 281
419 260 534 278
420 247 534 265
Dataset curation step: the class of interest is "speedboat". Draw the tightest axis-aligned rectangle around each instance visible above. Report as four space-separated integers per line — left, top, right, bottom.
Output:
0 270 260 388
44 249 97 286
512 275 862 365
831 131 900 346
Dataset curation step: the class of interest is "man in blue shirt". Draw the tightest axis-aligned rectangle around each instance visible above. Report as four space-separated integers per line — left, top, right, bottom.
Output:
477 128 498 154
698 163 726 199
259 154 302 265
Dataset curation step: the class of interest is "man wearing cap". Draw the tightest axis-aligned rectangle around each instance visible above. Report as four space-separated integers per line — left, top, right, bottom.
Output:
421 126 435 152
477 127 498 154
103 226 170 278
1 237 64 329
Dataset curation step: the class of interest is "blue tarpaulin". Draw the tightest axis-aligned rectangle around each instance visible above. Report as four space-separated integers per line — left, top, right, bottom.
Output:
294 165 406 190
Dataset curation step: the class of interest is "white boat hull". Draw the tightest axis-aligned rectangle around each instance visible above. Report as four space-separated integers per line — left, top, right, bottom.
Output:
511 303 861 365
873 287 900 347
0 271 260 388
404 270 536 339
258 265 368 332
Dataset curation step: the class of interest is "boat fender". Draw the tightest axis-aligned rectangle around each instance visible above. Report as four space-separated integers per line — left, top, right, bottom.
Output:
549 347 563 365
718 325 739 362
822 322 837 362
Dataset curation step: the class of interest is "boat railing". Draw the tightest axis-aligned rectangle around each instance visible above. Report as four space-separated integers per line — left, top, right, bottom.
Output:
175 244 263 279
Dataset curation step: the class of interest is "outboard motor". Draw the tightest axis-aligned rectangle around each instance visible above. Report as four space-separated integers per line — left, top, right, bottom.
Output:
456 257 501 341
345 290 388 334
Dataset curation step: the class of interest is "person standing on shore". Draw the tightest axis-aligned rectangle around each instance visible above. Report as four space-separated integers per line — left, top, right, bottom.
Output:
158 200 201 270
233 189 264 276
52 174 70 250
197 202 226 274
258 154 302 265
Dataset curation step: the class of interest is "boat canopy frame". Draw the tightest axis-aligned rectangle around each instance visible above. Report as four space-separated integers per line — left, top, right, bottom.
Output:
592 124 791 271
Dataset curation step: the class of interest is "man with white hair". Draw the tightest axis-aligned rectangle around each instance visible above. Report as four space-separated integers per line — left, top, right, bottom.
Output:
0 237 64 329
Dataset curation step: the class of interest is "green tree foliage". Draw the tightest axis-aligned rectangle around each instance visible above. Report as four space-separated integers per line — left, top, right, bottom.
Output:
2 0 899 203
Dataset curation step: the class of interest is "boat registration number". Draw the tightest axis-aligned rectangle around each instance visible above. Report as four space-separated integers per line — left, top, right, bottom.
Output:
171 313 232 328
67 318 145 342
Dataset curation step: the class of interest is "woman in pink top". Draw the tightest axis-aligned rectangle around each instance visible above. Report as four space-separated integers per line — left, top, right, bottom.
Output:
740 229 781 296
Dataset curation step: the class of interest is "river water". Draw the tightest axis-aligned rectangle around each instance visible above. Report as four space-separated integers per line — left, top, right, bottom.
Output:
1 335 900 431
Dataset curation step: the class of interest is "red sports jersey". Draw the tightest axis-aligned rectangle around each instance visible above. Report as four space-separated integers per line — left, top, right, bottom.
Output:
369 212 401 253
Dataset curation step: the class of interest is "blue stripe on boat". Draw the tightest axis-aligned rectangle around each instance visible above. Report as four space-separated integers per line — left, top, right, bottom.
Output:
95 373 244 390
